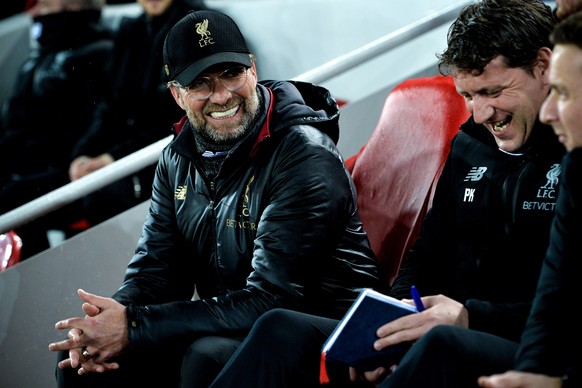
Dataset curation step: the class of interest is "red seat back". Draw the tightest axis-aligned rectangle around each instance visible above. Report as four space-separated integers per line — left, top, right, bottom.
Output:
350 75 470 287
0 231 23 272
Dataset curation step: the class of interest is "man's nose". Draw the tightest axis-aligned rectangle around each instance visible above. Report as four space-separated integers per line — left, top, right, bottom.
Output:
208 78 232 104
471 96 493 124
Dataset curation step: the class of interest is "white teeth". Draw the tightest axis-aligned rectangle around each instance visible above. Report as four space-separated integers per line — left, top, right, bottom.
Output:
210 106 238 119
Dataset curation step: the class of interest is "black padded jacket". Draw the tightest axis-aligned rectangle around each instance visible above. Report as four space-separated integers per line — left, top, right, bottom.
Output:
0 10 112 175
390 117 566 342
112 80 380 351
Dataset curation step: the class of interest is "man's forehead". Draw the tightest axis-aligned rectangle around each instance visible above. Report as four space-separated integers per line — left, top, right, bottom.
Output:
453 59 521 92
550 44 582 82
199 62 244 76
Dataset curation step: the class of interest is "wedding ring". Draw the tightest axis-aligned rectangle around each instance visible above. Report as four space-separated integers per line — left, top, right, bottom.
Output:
82 347 92 360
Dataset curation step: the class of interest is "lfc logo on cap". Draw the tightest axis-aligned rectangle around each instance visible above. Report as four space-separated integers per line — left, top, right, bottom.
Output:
196 19 214 47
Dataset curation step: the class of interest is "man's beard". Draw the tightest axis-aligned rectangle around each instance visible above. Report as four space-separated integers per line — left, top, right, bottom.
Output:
185 89 260 145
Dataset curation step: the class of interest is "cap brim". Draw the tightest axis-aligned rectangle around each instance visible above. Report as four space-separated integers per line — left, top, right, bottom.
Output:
174 52 252 86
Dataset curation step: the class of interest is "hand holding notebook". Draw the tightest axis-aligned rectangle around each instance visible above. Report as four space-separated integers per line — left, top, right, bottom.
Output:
320 287 422 383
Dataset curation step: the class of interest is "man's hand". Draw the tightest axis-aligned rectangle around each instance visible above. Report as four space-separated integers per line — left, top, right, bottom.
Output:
478 370 562 388
346 294 468 384
48 289 129 374
373 294 467 351
349 365 390 384
69 154 114 180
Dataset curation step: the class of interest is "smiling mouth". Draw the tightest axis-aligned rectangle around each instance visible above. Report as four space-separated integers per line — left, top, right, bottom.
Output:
491 117 511 133
209 106 239 119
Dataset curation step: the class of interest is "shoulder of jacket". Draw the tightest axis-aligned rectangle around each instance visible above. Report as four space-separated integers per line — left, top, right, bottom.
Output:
73 38 114 56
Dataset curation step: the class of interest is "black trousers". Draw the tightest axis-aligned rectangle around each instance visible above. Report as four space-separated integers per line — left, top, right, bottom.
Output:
209 308 372 388
209 310 519 388
378 325 519 388
55 335 243 388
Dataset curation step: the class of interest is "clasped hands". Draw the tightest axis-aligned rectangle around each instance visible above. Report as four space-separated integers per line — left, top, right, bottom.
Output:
348 294 468 384
48 289 129 375
69 154 114 181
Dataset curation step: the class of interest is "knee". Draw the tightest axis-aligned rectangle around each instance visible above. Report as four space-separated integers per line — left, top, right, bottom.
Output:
184 337 223 363
259 308 315 331
253 308 295 330
243 308 312 349
416 325 464 353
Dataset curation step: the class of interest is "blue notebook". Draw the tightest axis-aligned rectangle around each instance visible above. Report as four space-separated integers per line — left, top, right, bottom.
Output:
320 288 417 382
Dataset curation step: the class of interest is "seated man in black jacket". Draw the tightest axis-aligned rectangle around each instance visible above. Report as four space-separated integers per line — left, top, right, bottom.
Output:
48 10 380 388
477 10 582 388
67 0 208 228
0 0 113 259
204 1 567 387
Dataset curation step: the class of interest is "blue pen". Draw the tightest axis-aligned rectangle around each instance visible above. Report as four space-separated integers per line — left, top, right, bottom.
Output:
411 285 425 312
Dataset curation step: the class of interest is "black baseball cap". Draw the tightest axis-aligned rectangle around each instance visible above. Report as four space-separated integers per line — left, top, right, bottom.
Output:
163 10 252 86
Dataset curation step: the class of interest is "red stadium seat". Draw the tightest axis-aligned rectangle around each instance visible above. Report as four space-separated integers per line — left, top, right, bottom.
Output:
349 75 470 287
0 231 23 272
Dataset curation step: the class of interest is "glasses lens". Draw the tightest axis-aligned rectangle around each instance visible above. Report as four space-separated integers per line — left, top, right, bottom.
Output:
184 66 249 101
185 78 213 100
219 66 248 92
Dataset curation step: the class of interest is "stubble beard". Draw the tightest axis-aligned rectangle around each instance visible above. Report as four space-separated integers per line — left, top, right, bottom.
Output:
186 89 260 145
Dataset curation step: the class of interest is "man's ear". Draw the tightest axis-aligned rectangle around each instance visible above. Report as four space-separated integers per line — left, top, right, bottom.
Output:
538 47 552 78
169 84 186 110
249 61 258 80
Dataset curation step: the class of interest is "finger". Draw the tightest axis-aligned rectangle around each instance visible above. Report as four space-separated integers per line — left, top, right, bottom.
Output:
55 317 85 331
55 348 86 370
58 357 73 369
349 367 358 382
477 377 493 387
363 367 386 383
79 166 92 176
67 327 83 342
77 289 108 312
78 359 120 375
70 348 82 368
82 302 102 317
400 298 417 308
377 314 417 337
374 327 422 350
49 337 82 352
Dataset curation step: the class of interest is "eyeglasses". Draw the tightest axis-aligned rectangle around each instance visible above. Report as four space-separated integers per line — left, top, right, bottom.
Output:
178 66 249 101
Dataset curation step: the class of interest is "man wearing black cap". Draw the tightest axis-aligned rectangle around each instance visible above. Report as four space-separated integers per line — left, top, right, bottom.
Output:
48 9 379 388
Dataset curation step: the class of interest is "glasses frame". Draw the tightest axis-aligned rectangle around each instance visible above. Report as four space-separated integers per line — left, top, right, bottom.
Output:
172 65 250 101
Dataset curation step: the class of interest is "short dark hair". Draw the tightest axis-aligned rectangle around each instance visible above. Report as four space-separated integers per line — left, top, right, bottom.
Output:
437 0 556 76
550 10 582 50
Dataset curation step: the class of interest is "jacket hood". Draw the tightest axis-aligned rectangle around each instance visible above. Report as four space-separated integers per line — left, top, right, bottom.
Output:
259 80 340 144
